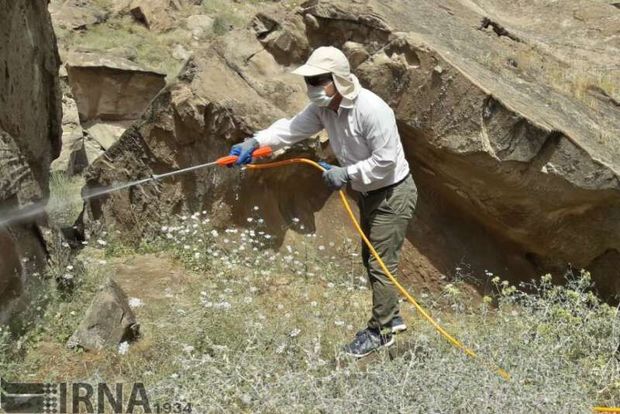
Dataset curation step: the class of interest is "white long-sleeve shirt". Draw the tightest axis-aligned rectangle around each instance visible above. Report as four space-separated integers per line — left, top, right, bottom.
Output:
254 88 410 193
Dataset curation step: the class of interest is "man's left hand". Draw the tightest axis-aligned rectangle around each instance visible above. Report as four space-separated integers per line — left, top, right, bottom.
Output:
320 162 350 191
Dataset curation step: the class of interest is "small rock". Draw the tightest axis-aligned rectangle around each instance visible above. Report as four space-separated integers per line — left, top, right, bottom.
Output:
185 15 214 38
67 277 140 351
172 44 191 61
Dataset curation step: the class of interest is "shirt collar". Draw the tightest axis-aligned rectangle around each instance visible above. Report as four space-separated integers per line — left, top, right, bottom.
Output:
336 94 358 115
339 96 356 109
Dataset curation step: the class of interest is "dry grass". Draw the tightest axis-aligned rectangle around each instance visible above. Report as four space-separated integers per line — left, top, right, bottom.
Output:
2 209 619 412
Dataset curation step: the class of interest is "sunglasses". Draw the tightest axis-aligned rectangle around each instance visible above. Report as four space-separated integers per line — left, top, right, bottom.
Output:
304 74 333 87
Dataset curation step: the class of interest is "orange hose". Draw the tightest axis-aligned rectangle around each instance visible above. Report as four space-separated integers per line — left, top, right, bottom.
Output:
247 158 511 380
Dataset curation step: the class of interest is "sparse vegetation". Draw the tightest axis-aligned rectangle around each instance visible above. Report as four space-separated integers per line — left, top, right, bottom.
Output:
2 208 618 412
47 171 85 228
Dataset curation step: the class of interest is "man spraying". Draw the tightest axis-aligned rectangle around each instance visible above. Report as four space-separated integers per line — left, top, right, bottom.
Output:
229 46 418 358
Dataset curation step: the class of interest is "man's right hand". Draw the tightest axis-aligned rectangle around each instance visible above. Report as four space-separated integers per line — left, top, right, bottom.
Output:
229 138 259 166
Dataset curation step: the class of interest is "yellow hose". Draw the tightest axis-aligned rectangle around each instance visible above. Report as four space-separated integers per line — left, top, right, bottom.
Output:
247 158 511 380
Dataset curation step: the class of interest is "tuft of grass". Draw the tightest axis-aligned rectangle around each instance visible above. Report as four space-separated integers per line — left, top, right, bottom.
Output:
58 15 185 80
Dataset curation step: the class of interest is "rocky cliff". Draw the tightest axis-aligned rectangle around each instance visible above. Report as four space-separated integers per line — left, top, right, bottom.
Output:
0 0 62 319
83 0 620 295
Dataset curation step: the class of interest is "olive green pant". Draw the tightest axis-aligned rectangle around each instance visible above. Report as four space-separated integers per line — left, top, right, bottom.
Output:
358 174 417 331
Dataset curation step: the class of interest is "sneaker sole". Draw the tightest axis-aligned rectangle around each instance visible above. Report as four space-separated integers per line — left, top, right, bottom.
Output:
391 324 407 334
344 336 395 359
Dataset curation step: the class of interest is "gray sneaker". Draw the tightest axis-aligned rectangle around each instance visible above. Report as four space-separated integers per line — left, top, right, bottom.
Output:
388 316 407 334
342 328 394 358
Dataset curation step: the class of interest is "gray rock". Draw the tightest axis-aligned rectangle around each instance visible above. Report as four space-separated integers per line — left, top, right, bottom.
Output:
84 121 131 151
67 277 140 351
185 14 214 39
0 0 62 320
51 93 85 175
172 44 192 61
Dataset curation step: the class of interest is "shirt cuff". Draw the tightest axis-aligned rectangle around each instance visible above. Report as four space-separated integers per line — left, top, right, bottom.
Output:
346 164 360 181
254 130 278 148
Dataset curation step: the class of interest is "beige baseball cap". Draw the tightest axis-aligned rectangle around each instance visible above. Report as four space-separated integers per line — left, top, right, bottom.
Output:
291 46 361 100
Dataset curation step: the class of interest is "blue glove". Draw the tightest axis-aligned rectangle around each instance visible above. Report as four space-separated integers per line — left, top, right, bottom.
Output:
319 161 350 191
229 138 259 166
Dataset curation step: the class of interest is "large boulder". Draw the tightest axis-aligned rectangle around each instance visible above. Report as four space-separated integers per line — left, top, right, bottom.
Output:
65 52 167 123
67 277 140 351
0 0 62 320
82 0 620 296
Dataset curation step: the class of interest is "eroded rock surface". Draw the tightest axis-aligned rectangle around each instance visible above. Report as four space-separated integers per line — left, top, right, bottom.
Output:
83 0 620 295
66 52 167 123
0 0 62 319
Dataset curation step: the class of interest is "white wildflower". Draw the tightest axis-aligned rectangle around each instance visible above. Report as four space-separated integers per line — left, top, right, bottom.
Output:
214 301 231 310
289 328 301 337
118 341 129 355
128 298 144 309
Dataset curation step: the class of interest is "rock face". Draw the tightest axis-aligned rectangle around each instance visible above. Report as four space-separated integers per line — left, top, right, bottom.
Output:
51 77 87 175
67 277 140 351
66 52 167 123
0 0 62 319
52 52 167 175
83 0 620 296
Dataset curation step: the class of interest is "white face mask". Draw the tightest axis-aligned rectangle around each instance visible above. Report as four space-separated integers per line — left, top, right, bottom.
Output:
307 84 334 107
